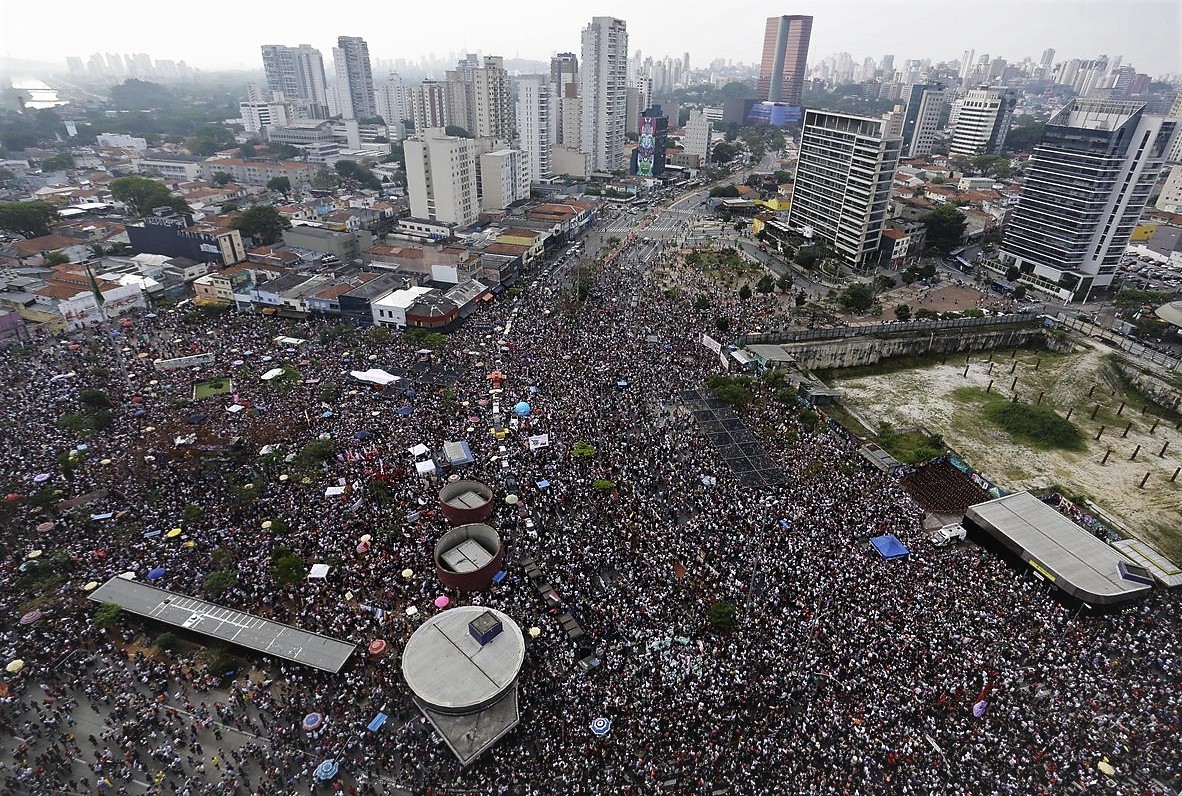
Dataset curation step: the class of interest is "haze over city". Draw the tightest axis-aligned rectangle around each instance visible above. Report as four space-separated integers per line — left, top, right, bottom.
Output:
1 0 1180 76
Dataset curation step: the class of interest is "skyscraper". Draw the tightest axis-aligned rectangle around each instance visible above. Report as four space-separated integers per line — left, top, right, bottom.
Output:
757 15 813 105
333 36 376 120
787 110 903 269
580 16 629 172
899 82 946 158
472 56 513 139
515 74 555 182
949 87 1015 157
550 53 578 146
261 44 329 119
999 99 1176 302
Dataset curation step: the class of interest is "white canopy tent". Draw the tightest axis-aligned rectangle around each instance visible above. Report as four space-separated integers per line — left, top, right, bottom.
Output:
350 369 401 386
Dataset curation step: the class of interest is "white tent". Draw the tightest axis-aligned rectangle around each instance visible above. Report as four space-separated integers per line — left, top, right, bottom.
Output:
408 443 430 458
414 460 436 476
261 367 285 381
308 563 330 579
350 369 401 386
324 486 347 497
225 404 246 414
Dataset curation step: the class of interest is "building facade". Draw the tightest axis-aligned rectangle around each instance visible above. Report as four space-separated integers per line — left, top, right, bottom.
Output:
786 110 903 269
999 99 1176 301
757 15 813 105
405 129 479 227
260 44 329 119
479 149 530 212
899 82 945 158
126 210 246 266
333 36 376 120
684 108 714 161
949 86 1016 158
580 16 629 171
515 75 555 183
472 56 514 139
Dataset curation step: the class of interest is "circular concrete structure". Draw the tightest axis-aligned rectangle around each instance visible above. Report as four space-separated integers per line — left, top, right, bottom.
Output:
1155 301 1182 328
433 523 504 591
402 605 525 714
438 480 495 525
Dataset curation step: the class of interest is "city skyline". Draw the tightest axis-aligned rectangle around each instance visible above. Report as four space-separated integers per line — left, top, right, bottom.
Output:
2 0 1179 78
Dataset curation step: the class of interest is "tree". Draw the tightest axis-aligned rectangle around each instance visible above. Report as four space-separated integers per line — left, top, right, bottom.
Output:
266 176 291 194
230 205 289 245
707 600 737 633
1005 266 1020 282
211 171 233 186
755 275 776 295
335 159 381 191
709 184 740 198
773 169 792 184
42 250 70 265
268 143 301 160
238 142 257 158
894 304 912 321
271 553 307 587
0 200 59 238
41 152 75 171
203 570 237 596
777 273 794 294
838 282 875 312
110 175 189 217
693 294 710 311
711 141 738 164
921 203 968 254
795 289 807 307
1012 285 1027 300
874 274 898 293
714 315 731 333
311 168 340 191
738 283 753 301
94 603 122 628
1004 122 1046 153
186 124 237 157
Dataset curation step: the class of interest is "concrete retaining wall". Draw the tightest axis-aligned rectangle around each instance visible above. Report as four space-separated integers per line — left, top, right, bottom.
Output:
790 327 1060 371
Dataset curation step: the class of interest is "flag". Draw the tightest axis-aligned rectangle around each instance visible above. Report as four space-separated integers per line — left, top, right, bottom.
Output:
84 262 105 307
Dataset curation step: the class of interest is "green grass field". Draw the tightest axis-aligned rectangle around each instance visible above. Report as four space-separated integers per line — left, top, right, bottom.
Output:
193 378 233 400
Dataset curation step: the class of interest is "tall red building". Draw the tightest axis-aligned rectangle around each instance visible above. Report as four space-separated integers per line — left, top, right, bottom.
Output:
757 15 813 105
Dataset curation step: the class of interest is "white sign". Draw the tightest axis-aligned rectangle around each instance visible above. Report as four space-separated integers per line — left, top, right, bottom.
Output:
528 434 551 451
154 352 216 370
701 334 722 355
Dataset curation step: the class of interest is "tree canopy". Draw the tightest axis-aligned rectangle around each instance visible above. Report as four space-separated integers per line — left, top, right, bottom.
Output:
335 159 382 191
838 282 875 312
266 176 291 194
710 141 738 164
109 175 190 218
186 124 237 157
230 205 289 245
921 203 968 254
709 184 740 198
0 201 59 238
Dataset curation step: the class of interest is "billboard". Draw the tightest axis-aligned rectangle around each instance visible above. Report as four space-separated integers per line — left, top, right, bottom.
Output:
637 116 656 177
745 102 803 129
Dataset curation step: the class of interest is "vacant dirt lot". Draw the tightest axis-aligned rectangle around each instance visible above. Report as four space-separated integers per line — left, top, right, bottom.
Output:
832 341 1182 563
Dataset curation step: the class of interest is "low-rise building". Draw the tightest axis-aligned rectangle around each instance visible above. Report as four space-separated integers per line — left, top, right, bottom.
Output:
125 209 246 266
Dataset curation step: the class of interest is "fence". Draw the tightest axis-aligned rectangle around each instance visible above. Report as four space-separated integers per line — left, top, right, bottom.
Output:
1053 314 1182 374
742 312 1042 345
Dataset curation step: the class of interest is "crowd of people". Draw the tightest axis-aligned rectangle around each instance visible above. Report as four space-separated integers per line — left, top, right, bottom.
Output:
0 206 1179 796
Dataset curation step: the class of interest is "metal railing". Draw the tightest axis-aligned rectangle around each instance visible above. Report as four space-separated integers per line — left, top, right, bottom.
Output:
1053 314 1182 374
742 312 1042 345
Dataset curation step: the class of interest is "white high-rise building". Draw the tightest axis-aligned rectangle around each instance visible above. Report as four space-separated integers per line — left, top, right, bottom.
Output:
515 75 556 182
409 81 449 132
479 149 530 212
405 128 478 227
580 16 629 171
786 110 903 269
1000 99 1176 302
376 74 411 129
472 56 514 139
684 108 714 161
899 82 946 158
332 36 376 120
949 87 1016 157
261 44 329 119
240 97 293 136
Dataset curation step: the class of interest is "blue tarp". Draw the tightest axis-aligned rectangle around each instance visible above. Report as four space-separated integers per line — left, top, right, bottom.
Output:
870 534 910 560
366 712 388 732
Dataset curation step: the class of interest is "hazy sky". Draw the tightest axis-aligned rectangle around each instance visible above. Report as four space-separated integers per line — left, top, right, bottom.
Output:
2 0 1180 76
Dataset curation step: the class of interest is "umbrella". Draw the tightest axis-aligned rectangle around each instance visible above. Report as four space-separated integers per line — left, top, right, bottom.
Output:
18 561 38 573
396 406 414 416
972 700 988 718
82 581 99 591
19 610 42 625
590 717 612 736
360 534 372 542
167 528 182 538
356 541 370 554
314 760 339 781
528 626 542 638
434 595 450 609
401 569 414 579
5 660 24 674
36 522 54 533
147 567 166 580
368 639 387 656
5 493 20 502
26 550 42 559
261 520 273 530
302 712 323 731
100 458 113 465
354 430 373 441
505 494 519 505
1097 760 1116 776
121 319 134 328
513 401 531 416
33 473 51 484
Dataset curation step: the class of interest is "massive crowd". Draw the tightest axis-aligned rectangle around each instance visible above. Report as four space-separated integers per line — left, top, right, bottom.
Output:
0 208 1179 796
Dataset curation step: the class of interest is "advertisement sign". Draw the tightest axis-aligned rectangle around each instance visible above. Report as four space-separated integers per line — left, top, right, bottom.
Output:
154 352 216 371
637 116 656 178
701 334 723 355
